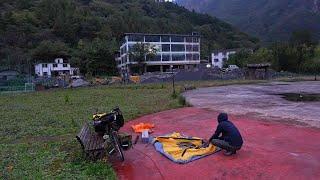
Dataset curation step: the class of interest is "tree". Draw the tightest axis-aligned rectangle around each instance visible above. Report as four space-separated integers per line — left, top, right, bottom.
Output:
226 50 251 68
271 42 304 72
289 30 318 72
72 38 118 76
290 30 316 47
302 61 320 80
129 42 157 75
0 0 258 76
227 48 273 68
0 47 29 72
31 40 70 61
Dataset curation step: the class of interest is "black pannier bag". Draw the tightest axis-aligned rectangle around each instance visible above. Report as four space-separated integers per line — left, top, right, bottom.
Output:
92 107 124 134
112 107 124 128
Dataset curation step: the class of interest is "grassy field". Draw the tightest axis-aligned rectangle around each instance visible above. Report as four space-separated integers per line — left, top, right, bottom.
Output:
0 84 184 179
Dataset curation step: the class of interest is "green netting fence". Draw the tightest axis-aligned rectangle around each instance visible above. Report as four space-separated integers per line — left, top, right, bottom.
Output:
0 76 35 93
0 83 35 93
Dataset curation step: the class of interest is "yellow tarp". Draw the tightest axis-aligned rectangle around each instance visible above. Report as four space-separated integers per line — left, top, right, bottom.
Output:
154 132 219 163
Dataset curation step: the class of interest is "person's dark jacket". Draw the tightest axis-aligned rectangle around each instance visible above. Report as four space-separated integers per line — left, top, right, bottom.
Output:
209 113 243 147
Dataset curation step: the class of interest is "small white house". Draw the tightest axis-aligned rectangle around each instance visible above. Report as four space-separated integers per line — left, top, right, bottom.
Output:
35 58 77 77
211 49 237 68
211 49 254 68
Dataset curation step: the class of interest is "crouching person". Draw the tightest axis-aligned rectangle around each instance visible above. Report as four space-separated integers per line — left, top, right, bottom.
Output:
208 113 243 156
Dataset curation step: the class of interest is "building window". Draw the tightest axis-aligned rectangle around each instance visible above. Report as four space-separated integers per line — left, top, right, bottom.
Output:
63 64 68 67
42 64 48 68
162 44 170 52
172 54 185 61
128 35 144 42
161 36 170 42
171 36 185 42
148 55 161 61
145 35 160 42
129 54 136 62
192 45 199 52
186 37 193 43
171 44 185 52
214 59 219 62
193 54 200 60
121 46 127 55
128 44 134 52
186 54 193 60
122 55 127 63
162 54 171 61
192 37 199 43
186 45 192 51
120 48 123 55
53 64 57 67
43 72 48 76
155 55 161 61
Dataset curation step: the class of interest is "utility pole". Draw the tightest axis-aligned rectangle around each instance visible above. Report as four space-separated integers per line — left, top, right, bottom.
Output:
170 65 175 95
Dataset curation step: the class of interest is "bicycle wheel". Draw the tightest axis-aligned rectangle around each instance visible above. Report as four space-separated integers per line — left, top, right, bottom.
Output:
111 131 124 161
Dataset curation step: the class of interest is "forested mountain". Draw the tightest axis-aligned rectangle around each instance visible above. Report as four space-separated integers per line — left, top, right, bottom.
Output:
0 0 257 75
176 0 320 43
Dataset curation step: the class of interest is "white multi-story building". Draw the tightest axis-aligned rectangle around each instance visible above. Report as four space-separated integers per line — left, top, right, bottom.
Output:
116 33 201 73
35 58 78 77
211 49 238 68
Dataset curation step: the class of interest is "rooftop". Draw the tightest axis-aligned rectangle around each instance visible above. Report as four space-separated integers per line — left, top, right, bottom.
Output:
124 32 200 37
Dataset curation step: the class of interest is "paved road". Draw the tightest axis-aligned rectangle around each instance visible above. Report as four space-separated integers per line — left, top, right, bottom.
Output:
184 81 320 128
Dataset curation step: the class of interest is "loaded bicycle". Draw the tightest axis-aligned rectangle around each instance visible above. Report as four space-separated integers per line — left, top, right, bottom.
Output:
92 107 125 161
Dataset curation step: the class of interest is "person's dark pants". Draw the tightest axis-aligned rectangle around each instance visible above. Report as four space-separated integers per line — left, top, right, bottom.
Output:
211 139 241 152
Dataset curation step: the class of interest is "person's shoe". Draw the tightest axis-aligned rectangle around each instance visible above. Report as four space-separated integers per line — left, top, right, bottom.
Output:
223 150 236 156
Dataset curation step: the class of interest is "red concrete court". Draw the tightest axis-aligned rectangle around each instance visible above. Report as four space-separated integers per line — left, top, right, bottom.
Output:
113 107 320 180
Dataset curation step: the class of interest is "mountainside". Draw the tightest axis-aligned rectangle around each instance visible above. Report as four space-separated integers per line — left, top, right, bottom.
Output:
176 0 320 43
0 0 257 75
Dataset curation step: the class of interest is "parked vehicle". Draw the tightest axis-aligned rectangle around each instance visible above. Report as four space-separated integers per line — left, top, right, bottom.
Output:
227 65 239 71
71 75 83 80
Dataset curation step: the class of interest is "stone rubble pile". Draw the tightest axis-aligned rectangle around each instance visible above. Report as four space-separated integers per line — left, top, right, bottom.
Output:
140 67 246 83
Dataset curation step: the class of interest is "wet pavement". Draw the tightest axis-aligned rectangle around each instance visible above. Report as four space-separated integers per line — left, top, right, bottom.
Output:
114 108 320 180
184 81 320 128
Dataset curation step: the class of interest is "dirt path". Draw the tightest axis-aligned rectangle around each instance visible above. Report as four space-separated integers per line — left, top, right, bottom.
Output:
113 108 320 180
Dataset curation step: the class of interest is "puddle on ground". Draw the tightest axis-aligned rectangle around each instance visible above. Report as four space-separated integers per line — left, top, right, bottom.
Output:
279 93 320 102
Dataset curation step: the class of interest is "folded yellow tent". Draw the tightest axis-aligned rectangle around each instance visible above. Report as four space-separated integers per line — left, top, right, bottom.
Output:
153 132 220 164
